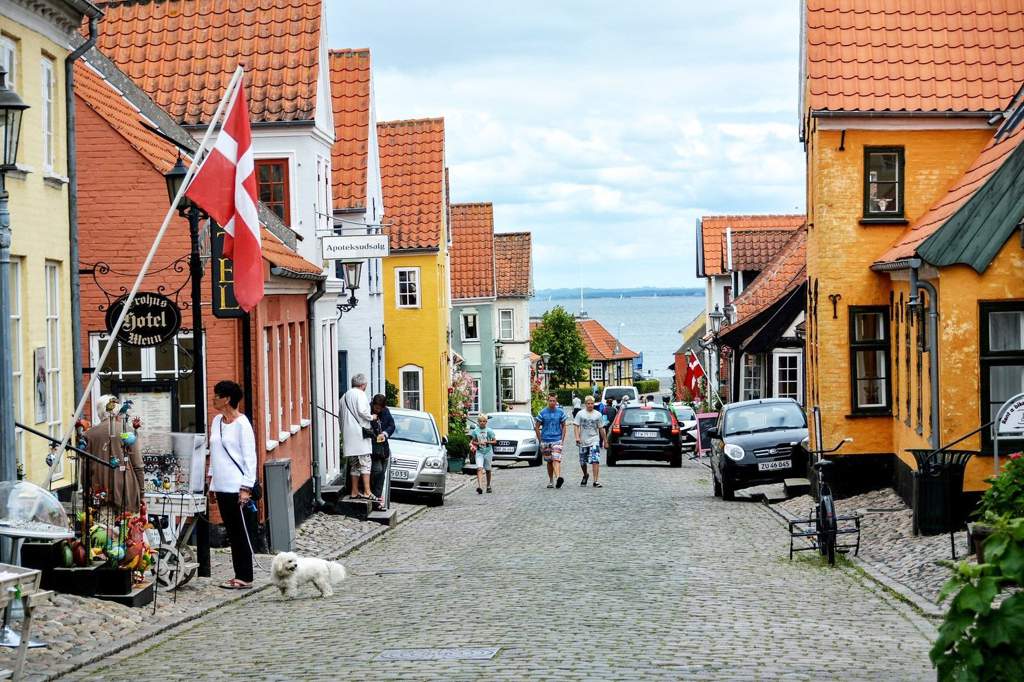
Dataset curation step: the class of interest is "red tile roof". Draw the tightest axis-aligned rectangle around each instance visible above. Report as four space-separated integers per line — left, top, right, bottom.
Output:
74 58 182 174
723 229 799 272
261 227 322 275
450 203 496 299
805 0 1024 114
577 319 638 362
329 49 372 212
699 215 804 277
378 118 447 251
725 229 807 331
876 124 1024 264
93 0 323 126
494 232 532 297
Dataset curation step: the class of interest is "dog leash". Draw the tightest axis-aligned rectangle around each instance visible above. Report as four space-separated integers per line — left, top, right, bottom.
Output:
238 500 268 572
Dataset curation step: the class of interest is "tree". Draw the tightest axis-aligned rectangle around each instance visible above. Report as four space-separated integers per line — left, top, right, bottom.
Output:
530 306 588 389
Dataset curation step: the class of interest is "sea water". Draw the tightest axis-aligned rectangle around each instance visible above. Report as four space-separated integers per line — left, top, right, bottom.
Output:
529 295 705 380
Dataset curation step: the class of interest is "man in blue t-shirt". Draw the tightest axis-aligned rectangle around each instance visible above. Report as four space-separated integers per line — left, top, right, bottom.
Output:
535 393 568 489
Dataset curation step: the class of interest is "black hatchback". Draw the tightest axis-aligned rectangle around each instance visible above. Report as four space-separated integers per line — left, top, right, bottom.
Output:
607 406 683 467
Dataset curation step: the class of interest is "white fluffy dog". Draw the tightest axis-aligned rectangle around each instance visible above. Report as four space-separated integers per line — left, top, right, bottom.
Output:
270 551 347 599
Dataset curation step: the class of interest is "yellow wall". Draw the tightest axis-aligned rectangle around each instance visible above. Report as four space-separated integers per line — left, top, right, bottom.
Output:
383 250 451 434
1 16 76 487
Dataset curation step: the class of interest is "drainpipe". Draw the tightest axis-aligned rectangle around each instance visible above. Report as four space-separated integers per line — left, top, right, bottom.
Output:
909 260 940 449
306 279 327 508
67 19 100 405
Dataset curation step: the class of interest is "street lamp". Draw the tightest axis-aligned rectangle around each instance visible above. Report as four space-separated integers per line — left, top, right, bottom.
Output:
709 304 725 335
336 260 362 316
541 352 551 391
164 155 211 577
0 67 29 484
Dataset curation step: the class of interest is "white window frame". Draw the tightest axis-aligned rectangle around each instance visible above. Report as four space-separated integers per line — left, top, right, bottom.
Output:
9 257 23 472
44 262 62 477
461 312 479 342
1 37 16 93
499 365 515 403
296 322 307 425
468 373 481 414
590 361 604 382
498 308 514 341
285 323 296 431
274 325 287 442
263 327 275 450
772 350 803 403
741 353 765 401
399 364 423 411
395 267 420 308
41 57 55 172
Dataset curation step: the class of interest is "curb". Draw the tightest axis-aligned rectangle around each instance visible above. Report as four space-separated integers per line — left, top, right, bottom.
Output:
53 477 471 681
759 499 944 619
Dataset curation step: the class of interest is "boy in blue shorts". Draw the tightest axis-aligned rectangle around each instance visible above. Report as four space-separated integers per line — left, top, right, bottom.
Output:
574 395 606 487
470 414 497 494
534 393 568 488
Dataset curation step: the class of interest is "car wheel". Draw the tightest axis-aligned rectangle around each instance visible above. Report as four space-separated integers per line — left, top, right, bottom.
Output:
427 493 445 507
670 450 683 468
712 472 722 497
607 451 617 467
720 474 736 501
529 450 542 467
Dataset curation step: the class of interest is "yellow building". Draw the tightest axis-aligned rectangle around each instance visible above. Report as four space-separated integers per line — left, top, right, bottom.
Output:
802 2 1024 501
377 118 451 433
1 0 101 488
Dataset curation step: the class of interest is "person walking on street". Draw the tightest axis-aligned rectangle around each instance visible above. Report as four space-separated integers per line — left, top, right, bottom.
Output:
535 393 568 488
342 374 377 501
574 395 607 487
471 414 497 494
604 398 618 427
571 393 582 417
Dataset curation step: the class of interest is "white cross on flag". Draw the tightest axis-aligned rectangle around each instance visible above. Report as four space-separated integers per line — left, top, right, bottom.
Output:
686 350 705 399
185 81 263 312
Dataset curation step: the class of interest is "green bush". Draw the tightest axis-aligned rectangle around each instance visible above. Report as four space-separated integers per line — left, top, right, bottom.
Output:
385 380 399 408
445 425 471 459
976 453 1024 520
635 379 661 395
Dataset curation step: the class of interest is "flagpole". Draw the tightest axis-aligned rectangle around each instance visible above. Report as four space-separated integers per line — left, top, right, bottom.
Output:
43 66 245 486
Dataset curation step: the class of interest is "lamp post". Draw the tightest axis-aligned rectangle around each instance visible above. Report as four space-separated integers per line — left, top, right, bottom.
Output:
541 352 551 392
336 260 362 317
494 341 504 412
164 156 211 577
708 304 726 403
0 68 28 484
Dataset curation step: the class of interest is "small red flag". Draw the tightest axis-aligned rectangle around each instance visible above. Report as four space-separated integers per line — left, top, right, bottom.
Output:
686 351 705 400
186 80 263 312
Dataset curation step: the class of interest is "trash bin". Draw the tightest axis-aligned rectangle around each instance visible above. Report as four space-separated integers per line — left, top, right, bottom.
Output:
909 449 975 536
264 458 295 552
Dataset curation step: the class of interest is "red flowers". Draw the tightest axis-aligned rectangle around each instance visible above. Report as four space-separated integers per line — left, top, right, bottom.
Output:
1009 452 1022 460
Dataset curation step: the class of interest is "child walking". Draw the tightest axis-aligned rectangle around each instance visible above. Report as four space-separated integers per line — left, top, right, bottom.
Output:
471 414 497 494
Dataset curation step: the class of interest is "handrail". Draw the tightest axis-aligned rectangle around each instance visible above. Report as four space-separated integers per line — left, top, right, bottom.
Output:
15 420 113 468
922 420 993 461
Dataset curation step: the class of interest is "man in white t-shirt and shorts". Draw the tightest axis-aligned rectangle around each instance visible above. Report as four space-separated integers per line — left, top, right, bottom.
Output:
574 395 607 487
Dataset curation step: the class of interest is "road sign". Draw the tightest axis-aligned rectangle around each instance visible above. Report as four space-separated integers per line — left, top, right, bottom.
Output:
321 234 389 261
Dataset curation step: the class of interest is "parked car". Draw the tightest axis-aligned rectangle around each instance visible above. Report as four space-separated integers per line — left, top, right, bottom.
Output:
388 408 448 506
484 412 542 467
607 405 683 467
706 398 808 501
601 385 639 405
669 402 698 451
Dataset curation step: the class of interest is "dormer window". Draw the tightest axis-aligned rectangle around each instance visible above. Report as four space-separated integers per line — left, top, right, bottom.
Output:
864 147 904 220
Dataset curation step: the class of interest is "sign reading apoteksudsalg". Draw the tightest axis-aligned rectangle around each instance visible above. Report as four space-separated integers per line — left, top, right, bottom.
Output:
105 292 182 347
321 234 389 261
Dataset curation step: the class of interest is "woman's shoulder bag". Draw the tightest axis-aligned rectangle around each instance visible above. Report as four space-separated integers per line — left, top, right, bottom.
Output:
219 419 262 501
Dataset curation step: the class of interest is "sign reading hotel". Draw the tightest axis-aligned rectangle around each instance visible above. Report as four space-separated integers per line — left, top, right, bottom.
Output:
321 234 389 261
105 292 182 347
211 224 245 319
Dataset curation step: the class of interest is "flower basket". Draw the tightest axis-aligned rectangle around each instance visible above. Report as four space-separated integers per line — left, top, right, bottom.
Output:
447 456 465 474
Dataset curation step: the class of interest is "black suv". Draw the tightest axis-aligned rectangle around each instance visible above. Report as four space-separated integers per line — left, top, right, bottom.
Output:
607 405 683 467
706 398 807 500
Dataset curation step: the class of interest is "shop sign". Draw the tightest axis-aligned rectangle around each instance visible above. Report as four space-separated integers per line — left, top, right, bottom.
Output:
996 393 1024 435
211 224 245 319
321 234 390 261
105 292 181 347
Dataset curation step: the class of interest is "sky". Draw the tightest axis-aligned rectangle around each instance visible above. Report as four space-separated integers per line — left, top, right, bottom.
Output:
327 1 806 290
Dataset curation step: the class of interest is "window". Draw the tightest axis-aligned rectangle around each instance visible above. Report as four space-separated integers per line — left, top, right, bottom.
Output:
396 268 420 308
274 326 285 439
590 361 604 381
41 57 55 171
296 322 306 421
400 366 422 411
498 309 514 341
500 366 515 402
742 353 764 400
461 312 479 341
44 263 62 476
864 147 904 219
850 307 891 412
262 327 273 444
468 374 481 414
1 36 16 92
981 304 1024 452
773 352 802 402
285 323 295 427
255 159 290 225
9 258 22 471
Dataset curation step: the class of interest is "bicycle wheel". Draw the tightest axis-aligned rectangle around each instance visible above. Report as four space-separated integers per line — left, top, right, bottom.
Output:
820 495 837 566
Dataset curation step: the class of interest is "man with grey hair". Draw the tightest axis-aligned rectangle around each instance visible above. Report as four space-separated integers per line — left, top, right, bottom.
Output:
342 373 376 500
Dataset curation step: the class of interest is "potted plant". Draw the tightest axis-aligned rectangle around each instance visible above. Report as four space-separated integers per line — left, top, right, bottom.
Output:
445 426 470 473
970 452 1024 559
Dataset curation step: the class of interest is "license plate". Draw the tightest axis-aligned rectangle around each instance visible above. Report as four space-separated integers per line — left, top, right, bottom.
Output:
633 430 659 439
494 447 515 454
391 469 410 480
758 460 790 471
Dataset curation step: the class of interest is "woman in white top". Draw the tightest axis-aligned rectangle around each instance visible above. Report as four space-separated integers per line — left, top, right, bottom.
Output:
208 380 257 589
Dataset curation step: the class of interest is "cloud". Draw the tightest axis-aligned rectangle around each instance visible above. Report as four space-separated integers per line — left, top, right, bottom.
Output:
328 0 805 288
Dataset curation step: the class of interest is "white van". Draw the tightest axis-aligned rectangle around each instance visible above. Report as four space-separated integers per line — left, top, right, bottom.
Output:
600 385 639 405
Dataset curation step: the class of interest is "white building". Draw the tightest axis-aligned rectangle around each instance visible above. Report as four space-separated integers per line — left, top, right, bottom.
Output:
493 232 534 412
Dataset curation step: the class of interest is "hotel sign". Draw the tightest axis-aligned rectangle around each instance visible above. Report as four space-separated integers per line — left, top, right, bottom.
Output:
105 292 181 347
321 234 389 261
211 224 244 319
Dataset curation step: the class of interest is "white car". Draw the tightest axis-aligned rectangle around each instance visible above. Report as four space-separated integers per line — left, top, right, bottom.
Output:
670 402 699 451
484 412 542 467
602 385 639 405
388 408 447 506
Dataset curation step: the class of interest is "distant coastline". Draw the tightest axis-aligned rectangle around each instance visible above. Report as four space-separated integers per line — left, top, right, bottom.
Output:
534 287 702 300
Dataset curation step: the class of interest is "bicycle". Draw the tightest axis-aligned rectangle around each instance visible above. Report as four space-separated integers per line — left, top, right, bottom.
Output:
789 437 862 566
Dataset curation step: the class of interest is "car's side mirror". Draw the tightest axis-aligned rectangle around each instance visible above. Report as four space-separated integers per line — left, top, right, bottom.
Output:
441 437 448 446
706 428 720 440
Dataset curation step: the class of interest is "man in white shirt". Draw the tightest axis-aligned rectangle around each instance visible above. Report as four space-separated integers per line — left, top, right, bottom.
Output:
342 374 376 500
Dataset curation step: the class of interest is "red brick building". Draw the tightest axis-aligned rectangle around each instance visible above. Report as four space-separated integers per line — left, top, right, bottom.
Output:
74 53 321 523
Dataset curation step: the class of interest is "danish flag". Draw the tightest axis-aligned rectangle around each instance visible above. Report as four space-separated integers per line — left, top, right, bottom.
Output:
185 80 263 312
685 351 705 399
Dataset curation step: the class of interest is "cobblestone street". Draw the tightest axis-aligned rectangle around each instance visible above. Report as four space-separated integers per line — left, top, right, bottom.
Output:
72 453 936 681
